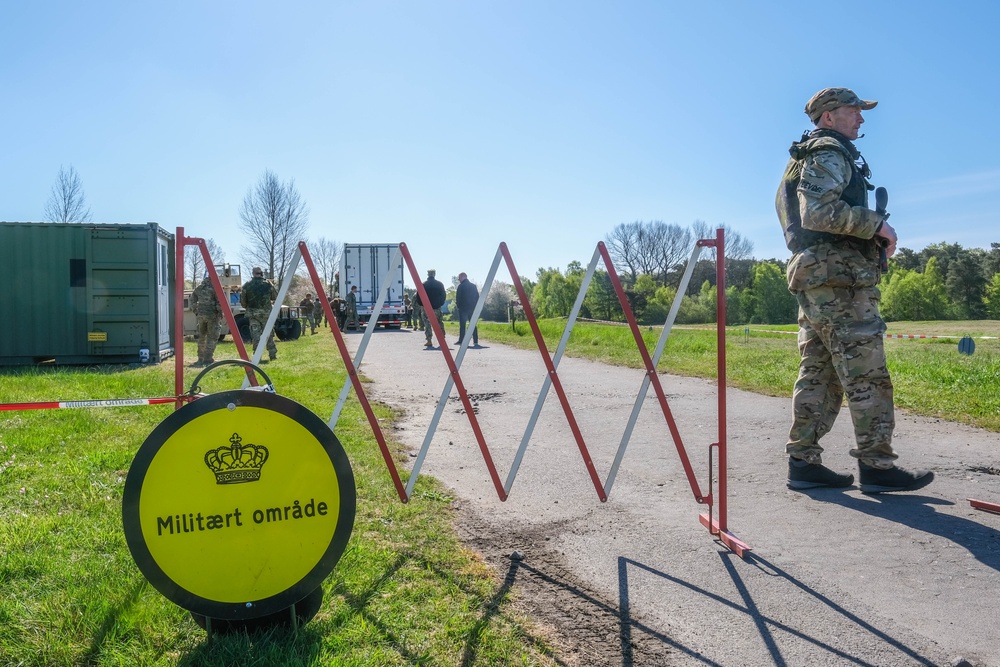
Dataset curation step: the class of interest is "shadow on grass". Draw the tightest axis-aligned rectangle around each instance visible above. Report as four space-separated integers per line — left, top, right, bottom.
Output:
170 551 559 666
82 578 150 664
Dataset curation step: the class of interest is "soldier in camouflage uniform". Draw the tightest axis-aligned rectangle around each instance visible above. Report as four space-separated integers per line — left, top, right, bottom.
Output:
299 293 317 335
189 274 223 366
345 285 359 331
240 266 278 361
776 87 933 494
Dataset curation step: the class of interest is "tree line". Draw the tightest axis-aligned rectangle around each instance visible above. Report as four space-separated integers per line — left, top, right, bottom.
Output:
510 221 1000 325
40 168 1000 324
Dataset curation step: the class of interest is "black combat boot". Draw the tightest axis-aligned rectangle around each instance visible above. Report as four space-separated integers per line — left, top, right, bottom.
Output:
859 463 934 494
787 458 855 490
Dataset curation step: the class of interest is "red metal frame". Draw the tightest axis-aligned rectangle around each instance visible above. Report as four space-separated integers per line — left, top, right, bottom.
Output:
398 243 509 500
501 243 608 501
969 498 1000 515
174 228 256 408
597 241 708 503
297 242 409 502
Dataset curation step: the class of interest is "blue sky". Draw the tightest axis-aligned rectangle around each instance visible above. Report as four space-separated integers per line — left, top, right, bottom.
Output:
3 1 998 286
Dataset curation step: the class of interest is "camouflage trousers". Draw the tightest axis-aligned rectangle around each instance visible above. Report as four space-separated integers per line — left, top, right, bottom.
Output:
196 315 221 363
247 309 278 359
787 286 897 469
423 307 443 342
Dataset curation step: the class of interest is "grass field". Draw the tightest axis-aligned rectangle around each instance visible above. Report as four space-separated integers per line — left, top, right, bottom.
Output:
1 317 997 665
0 335 558 667
473 318 1000 432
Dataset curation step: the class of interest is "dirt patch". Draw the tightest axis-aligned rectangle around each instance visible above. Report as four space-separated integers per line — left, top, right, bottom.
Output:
452 392 505 415
454 508 677 666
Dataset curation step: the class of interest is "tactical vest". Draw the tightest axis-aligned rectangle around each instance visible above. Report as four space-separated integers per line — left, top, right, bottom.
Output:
243 278 273 309
779 129 876 256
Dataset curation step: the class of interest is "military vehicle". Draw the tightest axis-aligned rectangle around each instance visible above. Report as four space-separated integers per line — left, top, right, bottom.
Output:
183 263 251 342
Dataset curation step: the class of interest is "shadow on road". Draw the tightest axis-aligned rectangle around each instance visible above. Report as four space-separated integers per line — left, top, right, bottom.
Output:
618 553 941 667
807 492 1000 572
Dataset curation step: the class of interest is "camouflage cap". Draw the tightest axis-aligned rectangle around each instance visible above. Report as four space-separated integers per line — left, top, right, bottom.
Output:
805 87 877 123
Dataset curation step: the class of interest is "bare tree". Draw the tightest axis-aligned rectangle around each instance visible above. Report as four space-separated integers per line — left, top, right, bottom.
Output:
238 170 309 282
605 220 691 286
185 238 225 287
647 221 692 283
43 165 92 222
310 237 343 293
605 222 642 280
691 221 754 262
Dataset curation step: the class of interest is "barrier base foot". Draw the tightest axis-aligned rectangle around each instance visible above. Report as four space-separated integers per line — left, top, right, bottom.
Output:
969 498 1000 515
699 513 751 558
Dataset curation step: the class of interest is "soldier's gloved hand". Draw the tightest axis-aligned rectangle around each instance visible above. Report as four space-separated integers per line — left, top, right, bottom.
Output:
876 219 898 258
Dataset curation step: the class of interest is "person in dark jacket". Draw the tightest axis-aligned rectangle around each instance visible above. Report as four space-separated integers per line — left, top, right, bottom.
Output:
421 269 446 347
455 272 479 347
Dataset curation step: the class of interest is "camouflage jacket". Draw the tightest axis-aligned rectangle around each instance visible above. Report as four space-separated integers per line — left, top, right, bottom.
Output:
776 129 885 292
190 278 222 317
298 297 314 316
240 276 277 311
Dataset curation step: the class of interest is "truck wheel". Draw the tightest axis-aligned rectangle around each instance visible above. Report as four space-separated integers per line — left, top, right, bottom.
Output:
235 314 252 342
289 319 302 340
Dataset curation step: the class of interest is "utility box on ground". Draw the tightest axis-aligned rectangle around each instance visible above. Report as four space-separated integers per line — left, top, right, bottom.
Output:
0 221 175 365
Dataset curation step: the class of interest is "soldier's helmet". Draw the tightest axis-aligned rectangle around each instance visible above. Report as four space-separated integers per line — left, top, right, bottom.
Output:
805 88 877 123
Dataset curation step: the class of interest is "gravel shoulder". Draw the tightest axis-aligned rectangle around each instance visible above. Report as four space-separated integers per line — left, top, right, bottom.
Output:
345 328 1000 667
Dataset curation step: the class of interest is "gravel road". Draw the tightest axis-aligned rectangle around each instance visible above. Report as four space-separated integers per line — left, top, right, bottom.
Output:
343 327 1000 667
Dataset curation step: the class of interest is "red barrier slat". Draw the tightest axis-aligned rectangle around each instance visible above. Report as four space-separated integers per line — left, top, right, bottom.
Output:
298 242 409 503
500 243 607 502
0 397 180 411
398 242 508 501
597 241 707 503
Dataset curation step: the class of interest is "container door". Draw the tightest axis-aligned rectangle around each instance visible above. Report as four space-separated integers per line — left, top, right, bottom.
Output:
156 236 171 348
357 246 376 314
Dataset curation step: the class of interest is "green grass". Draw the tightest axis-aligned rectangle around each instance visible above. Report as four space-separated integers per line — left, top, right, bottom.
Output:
463 318 1000 432
4 319 998 665
0 334 558 666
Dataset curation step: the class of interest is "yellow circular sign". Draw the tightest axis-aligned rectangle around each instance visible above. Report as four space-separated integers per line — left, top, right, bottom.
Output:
123 390 355 620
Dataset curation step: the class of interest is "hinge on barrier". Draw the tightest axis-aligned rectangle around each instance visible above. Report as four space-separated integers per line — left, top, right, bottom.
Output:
696 239 718 248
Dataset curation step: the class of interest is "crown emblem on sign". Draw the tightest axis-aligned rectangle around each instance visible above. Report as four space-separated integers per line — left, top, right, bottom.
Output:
204 433 269 484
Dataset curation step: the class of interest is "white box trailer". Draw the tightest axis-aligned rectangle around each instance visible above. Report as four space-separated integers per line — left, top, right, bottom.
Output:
339 243 406 328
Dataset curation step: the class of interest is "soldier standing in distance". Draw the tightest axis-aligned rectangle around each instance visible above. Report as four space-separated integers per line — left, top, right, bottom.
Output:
299 293 317 335
240 266 278 362
421 269 446 347
777 87 933 494
411 291 424 331
455 272 479 347
189 273 223 367
345 285 359 330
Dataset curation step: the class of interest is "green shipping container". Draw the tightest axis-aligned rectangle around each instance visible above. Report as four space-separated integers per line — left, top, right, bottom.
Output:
0 222 175 365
